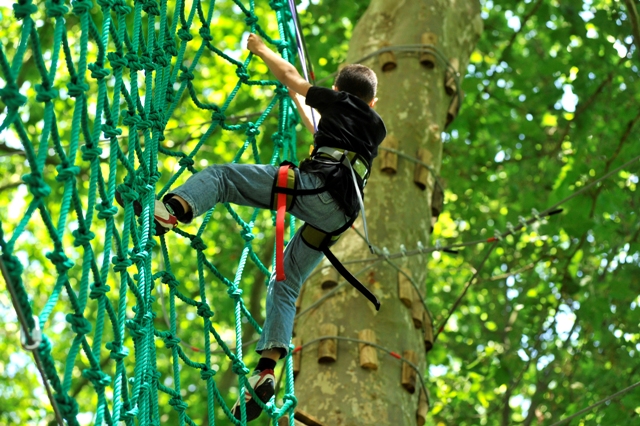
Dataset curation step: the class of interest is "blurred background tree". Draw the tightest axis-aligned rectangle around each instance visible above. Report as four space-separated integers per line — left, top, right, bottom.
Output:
0 0 639 425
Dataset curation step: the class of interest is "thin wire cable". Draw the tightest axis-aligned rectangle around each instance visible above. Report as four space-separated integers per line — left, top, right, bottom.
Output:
549 380 640 426
293 336 431 406
0 257 65 426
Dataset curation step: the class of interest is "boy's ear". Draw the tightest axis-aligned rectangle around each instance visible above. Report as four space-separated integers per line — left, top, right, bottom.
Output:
369 97 378 108
332 85 339 91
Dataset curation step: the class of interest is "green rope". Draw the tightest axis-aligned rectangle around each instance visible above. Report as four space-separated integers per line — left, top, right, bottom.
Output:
0 0 302 424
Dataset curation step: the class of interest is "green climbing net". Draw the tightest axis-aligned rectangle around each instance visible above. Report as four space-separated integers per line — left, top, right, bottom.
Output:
0 0 302 424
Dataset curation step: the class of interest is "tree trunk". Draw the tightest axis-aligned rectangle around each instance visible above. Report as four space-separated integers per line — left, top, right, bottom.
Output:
293 1 482 425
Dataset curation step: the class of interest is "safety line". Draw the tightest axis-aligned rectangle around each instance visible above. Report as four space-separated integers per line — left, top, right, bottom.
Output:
0 256 65 426
549 380 640 426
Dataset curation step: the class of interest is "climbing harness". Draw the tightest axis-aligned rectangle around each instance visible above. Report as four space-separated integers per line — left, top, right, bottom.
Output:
271 148 381 311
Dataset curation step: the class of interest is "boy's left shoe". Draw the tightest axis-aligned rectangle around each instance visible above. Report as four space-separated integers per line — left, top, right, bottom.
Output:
231 369 275 422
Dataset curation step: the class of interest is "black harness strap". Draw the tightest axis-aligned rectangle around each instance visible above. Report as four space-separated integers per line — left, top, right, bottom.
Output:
300 222 381 311
270 157 382 311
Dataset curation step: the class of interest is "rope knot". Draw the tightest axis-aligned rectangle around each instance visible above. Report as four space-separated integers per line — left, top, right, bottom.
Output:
45 250 74 273
66 313 92 335
273 40 289 54
22 173 51 198
231 356 250 376
148 108 165 132
81 144 103 161
71 0 93 16
200 367 216 380
45 0 69 17
116 183 138 203
88 62 110 80
107 51 128 70
111 0 130 14
141 0 160 15
178 156 195 168
235 66 250 82
177 27 192 41
140 52 156 72
96 0 113 9
163 334 181 349
244 15 258 26
169 396 188 413
190 236 208 251
13 0 37 19
72 227 95 247
89 283 111 299
245 124 260 137
112 255 132 272
240 226 255 242
227 286 243 300
122 111 141 127
199 26 213 41
55 164 81 182
97 201 118 219
275 85 289 97
196 302 214 319
82 368 111 388
283 393 298 409
123 52 142 71
106 341 129 360
271 132 284 149
160 271 180 290
35 84 58 102
211 111 226 124
126 319 146 339
67 77 89 98
178 66 195 82
55 393 80 419
0 84 27 110
153 46 170 67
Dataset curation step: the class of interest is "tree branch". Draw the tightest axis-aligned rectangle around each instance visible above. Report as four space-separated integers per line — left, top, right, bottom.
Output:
623 0 640 61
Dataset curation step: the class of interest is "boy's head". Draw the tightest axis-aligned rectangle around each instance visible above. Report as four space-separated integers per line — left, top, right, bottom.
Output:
334 64 378 106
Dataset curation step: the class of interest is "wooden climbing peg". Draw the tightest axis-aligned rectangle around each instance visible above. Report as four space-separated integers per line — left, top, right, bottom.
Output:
446 90 463 129
431 180 444 221
414 148 433 191
444 58 460 96
398 268 413 308
416 387 430 426
292 336 302 377
420 33 438 68
378 41 397 72
358 329 379 370
423 311 434 353
318 323 338 363
320 266 339 289
379 134 398 174
401 350 418 393
412 290 424 329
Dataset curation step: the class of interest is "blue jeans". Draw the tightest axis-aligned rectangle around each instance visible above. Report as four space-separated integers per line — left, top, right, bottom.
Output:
168 163 349 356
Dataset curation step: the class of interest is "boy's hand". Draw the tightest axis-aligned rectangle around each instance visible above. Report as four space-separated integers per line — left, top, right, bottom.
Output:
247 33 266 56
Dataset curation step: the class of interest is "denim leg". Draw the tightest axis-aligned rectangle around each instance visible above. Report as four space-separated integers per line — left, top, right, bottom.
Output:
256 171 350 356
256 228 325 356
168 162 349 356
167 163 277 220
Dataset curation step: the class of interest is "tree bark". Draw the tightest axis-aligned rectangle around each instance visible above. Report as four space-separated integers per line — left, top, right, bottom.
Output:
292 1 482 424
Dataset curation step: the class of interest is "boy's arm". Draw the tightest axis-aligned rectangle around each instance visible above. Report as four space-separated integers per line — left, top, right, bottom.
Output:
289 90 318 134
247 33 311 96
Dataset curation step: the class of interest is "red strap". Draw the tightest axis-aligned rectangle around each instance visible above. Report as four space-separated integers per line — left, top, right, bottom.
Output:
275 165 290 281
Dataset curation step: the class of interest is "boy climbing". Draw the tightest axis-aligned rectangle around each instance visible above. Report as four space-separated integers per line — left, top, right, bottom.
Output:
126 33 386 421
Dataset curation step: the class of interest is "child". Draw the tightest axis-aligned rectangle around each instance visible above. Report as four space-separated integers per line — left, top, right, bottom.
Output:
146 34 386 421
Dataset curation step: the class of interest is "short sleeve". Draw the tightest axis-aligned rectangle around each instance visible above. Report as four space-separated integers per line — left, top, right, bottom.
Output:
305 86 342 111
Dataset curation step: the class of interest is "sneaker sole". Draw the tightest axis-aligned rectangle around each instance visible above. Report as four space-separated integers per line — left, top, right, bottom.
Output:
233 380 274 422
114 191 172 236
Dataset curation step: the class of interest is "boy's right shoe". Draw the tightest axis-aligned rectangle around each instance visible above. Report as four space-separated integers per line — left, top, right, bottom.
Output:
114 191 178 236
231 369 275 422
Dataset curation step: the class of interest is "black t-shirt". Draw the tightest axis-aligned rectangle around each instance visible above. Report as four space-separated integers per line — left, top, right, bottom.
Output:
299 86 387 216
304 86 386 167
